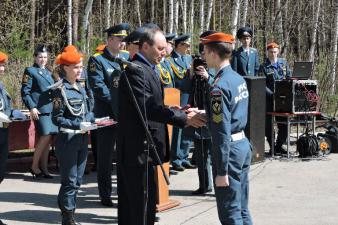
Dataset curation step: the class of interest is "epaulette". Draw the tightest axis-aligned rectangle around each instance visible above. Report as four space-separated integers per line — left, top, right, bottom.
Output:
48 79 64 90
93 52 103 57
120 50 129 53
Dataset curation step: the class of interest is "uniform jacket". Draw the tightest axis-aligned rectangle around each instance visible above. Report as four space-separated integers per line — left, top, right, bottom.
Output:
259 58 291 96
208 65 249 176
21 64 54 113
231 47 260 76
87 47 123 119
0 82 12 117
157 58 175 88
52 79 95 130
169 51 192 93
117 53 187 167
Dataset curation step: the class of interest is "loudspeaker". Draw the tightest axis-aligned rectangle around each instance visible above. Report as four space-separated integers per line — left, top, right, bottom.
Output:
244 76 266 163
274 80 318 114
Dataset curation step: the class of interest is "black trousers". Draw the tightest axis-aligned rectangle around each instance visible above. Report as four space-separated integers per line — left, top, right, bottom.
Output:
117 163 156 225
0 128 9 183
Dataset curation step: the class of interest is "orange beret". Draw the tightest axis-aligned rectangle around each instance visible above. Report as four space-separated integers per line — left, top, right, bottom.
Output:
55 54 62 65
96 44 106 52
57 51 83 65
63 45 78 53
267 42 279 50
201 32 235 44
0 52 8 63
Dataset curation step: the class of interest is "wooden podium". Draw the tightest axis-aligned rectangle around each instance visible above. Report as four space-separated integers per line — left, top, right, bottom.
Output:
155 88 181 212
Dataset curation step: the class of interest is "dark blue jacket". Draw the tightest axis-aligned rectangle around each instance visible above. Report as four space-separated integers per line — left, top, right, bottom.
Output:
87 47 123 119
0 82 12 117
21 64 55 113
52 79 95 130
157 58 175 88
168 51 192 93
231 47 260 76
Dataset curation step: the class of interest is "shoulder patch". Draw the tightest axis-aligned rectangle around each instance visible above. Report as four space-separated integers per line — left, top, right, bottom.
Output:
89 62 96 72
22 74 31 84
211 91 223 123
53 97 63 110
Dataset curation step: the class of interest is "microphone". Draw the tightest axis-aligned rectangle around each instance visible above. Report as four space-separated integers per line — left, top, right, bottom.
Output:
113 56 142 69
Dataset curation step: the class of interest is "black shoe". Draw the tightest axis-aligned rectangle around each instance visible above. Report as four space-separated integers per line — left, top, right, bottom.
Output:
62 211 81 225
155 216 160 222
0 220 7 225
43 173 54 179
101 198 114 207
172 165 185 171
29 168 44 179
275 146 287 155
191 188 212 195
182 162 197 169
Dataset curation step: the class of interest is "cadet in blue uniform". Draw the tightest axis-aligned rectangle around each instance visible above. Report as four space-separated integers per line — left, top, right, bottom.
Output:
87 23 130 206
169 34 195 171
21 44 57 179
52 47 96 225
202 32 252 225
260 42 291 154
231 27 260 76
156 33 176 88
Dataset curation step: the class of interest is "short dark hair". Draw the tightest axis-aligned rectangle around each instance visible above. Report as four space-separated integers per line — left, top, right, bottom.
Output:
205 42 233 60
139 27 163 48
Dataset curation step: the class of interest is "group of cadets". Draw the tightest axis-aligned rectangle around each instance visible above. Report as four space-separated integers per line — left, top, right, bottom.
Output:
0 22 292 225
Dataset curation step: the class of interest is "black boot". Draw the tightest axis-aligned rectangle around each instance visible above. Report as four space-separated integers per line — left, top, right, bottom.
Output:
62 211 81 225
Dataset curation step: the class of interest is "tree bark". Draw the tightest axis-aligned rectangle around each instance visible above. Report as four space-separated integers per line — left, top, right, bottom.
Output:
174 0 179 33
112 0 116 25
168 0 174 33
181 0 187 33
136 0 142 26
119 0 123 23
151 0 155 22
200 0 205 33
331 0 338 94
163 0 167 32
81 0 94 51
205 0 214 30
67 0 72 45
189 0 194 44
73 0 79 43
309 0 321 62
275 0 284 49
230 0 240 36
241 0 248 27
30 0 36 49
105 0 111 29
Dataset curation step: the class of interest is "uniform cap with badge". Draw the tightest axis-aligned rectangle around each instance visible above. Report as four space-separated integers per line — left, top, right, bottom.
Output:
123 28 144 45
165 33 176 44
104 23 130 37
0 52 8 63
34 44 48 56
236 27 253 39
174 34 191 46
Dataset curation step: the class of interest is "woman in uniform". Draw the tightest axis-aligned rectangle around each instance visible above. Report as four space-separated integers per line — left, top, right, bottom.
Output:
52 46 95 225
21 44 57 178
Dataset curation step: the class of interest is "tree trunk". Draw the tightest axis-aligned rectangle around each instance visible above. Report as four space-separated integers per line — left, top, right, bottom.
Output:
200 0 205 33
309 0 321 62
30 0 36 49
230 0 240 37
189 0 194 44
163 0 167 32
112 0 116 25
81 0 94 51
331 0 338 94
73 0 79 43
182 0 187 33
241 0 248 27
105 0 111 29
205 0 214 30
151 0 155 22
119 0 123 23
174 0 179 33
275 0 284 50
67 0 72 45
168 0 173 33
136 0 142 26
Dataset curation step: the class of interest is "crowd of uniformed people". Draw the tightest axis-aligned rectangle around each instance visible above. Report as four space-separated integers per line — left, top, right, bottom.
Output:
0 22 292 225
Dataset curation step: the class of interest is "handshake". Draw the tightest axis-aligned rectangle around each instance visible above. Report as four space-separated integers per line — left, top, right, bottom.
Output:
171 105 207 128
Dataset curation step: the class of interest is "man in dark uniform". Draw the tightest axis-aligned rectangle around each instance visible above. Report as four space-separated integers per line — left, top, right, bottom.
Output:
124 28 144 61
231 26 260 76
169 34 196 171
156 33 176 88
202 32 253 225
87 23 130 207
117 26 206 225
260 42 291 154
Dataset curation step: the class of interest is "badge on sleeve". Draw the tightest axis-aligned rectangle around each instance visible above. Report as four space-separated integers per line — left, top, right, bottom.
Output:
22 74 31 84
112 77 120 88
89 62 96 72
53 97 63 110
211 91 223 123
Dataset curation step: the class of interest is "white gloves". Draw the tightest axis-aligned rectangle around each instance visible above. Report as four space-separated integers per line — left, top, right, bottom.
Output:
0 112 11 123
94 117 110 123
80 122 97 131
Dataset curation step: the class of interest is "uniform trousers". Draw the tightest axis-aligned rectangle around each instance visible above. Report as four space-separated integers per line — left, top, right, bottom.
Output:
212 138 252 225
117 163 156 225
194 138 212 190
96 126 117 200
55 133 88 212
0 128 9 183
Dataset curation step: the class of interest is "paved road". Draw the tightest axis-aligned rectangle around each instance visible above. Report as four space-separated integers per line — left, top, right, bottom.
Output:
1 154 338 225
